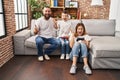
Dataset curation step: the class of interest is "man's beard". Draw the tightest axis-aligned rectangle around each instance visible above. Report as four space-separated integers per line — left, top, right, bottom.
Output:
44 14 51 20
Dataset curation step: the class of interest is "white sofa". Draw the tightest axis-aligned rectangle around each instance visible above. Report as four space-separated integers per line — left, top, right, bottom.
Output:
13 19 120 69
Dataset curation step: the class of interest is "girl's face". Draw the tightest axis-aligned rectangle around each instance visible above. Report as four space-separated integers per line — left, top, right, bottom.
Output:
61 13 68 21
77 26 84 36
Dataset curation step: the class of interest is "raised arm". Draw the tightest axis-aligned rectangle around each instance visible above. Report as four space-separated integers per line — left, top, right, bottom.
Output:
34 25 39 35
69 33 75 48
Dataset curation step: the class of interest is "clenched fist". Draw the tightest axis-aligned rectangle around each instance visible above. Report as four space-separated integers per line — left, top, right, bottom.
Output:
34 25 39 35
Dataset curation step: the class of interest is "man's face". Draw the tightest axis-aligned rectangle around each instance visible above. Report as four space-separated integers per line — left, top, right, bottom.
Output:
43 7 51 20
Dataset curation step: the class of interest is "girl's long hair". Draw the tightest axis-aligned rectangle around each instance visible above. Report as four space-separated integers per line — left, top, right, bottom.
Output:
74 23 86 37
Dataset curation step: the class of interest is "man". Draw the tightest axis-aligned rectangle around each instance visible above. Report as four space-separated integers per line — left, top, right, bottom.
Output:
34 6 59 61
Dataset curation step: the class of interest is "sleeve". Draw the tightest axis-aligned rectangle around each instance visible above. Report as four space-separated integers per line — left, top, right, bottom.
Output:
57 21 60 30
70 22 75 33
57 21 60 37
68 23 72 36
35 19 40 29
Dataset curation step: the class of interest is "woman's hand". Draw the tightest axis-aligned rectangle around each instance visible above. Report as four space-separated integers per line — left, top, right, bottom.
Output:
81 40 90 48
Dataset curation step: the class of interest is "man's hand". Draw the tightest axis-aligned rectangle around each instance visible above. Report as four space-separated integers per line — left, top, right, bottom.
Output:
34 25 39 35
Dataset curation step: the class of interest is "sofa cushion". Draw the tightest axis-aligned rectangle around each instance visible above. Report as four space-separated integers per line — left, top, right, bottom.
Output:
25 35 50 48
14 30 31 55
59 19 115 36
31 19 115 37
82 19 115 36
90 36 120 58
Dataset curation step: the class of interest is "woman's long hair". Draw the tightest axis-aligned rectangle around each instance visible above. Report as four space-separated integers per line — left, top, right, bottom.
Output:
74 23 86 37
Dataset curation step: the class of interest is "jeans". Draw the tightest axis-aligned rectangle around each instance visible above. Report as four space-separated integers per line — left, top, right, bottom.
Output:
35 36 60 56
59 38 70 54
70 42 89 62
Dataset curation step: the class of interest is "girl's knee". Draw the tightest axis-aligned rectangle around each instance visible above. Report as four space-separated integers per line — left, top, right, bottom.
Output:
65 41 69 45
74 42 80 47
80 42 86 46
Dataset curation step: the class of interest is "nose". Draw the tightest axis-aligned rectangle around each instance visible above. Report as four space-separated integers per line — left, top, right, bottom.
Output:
46 11 49 14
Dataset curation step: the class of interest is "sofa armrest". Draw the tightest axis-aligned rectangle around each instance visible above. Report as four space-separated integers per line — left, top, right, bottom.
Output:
115 31 120 37
13 30 31 55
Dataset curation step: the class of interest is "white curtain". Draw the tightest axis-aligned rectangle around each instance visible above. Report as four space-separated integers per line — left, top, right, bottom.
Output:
109 0 120 31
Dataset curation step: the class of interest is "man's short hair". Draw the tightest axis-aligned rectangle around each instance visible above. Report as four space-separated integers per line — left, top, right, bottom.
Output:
43 6 50 9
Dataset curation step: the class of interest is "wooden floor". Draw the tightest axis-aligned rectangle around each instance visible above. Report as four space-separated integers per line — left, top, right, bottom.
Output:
0 56 120 80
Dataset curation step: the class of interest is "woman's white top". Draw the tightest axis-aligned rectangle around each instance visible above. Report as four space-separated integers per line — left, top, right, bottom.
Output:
74 34 92 43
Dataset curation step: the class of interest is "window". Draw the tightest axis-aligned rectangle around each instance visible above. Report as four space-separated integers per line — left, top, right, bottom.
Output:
109 0 120 31
14 0 28 31
0 0 6 38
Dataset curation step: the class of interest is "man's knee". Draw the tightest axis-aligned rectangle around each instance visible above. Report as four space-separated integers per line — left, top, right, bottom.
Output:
36 37 44 44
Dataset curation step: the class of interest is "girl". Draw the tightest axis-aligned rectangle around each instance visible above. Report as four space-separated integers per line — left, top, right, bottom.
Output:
58 10 72 60
69 23 92 74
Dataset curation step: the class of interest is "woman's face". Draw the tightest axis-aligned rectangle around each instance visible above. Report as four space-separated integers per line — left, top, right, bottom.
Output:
77 26 84 36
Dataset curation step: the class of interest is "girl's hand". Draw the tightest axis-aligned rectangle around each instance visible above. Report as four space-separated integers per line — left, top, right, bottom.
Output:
78 40 82 43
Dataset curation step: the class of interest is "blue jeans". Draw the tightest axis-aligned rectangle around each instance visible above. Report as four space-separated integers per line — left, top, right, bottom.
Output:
35 36 60 56
70 42 89 62
59 38 70 54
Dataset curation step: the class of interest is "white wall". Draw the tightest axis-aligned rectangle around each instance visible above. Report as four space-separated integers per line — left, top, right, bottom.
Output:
116 1 120 31
109 0 120 31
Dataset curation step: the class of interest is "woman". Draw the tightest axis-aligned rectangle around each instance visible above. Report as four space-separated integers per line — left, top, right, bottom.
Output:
69 23 92 75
